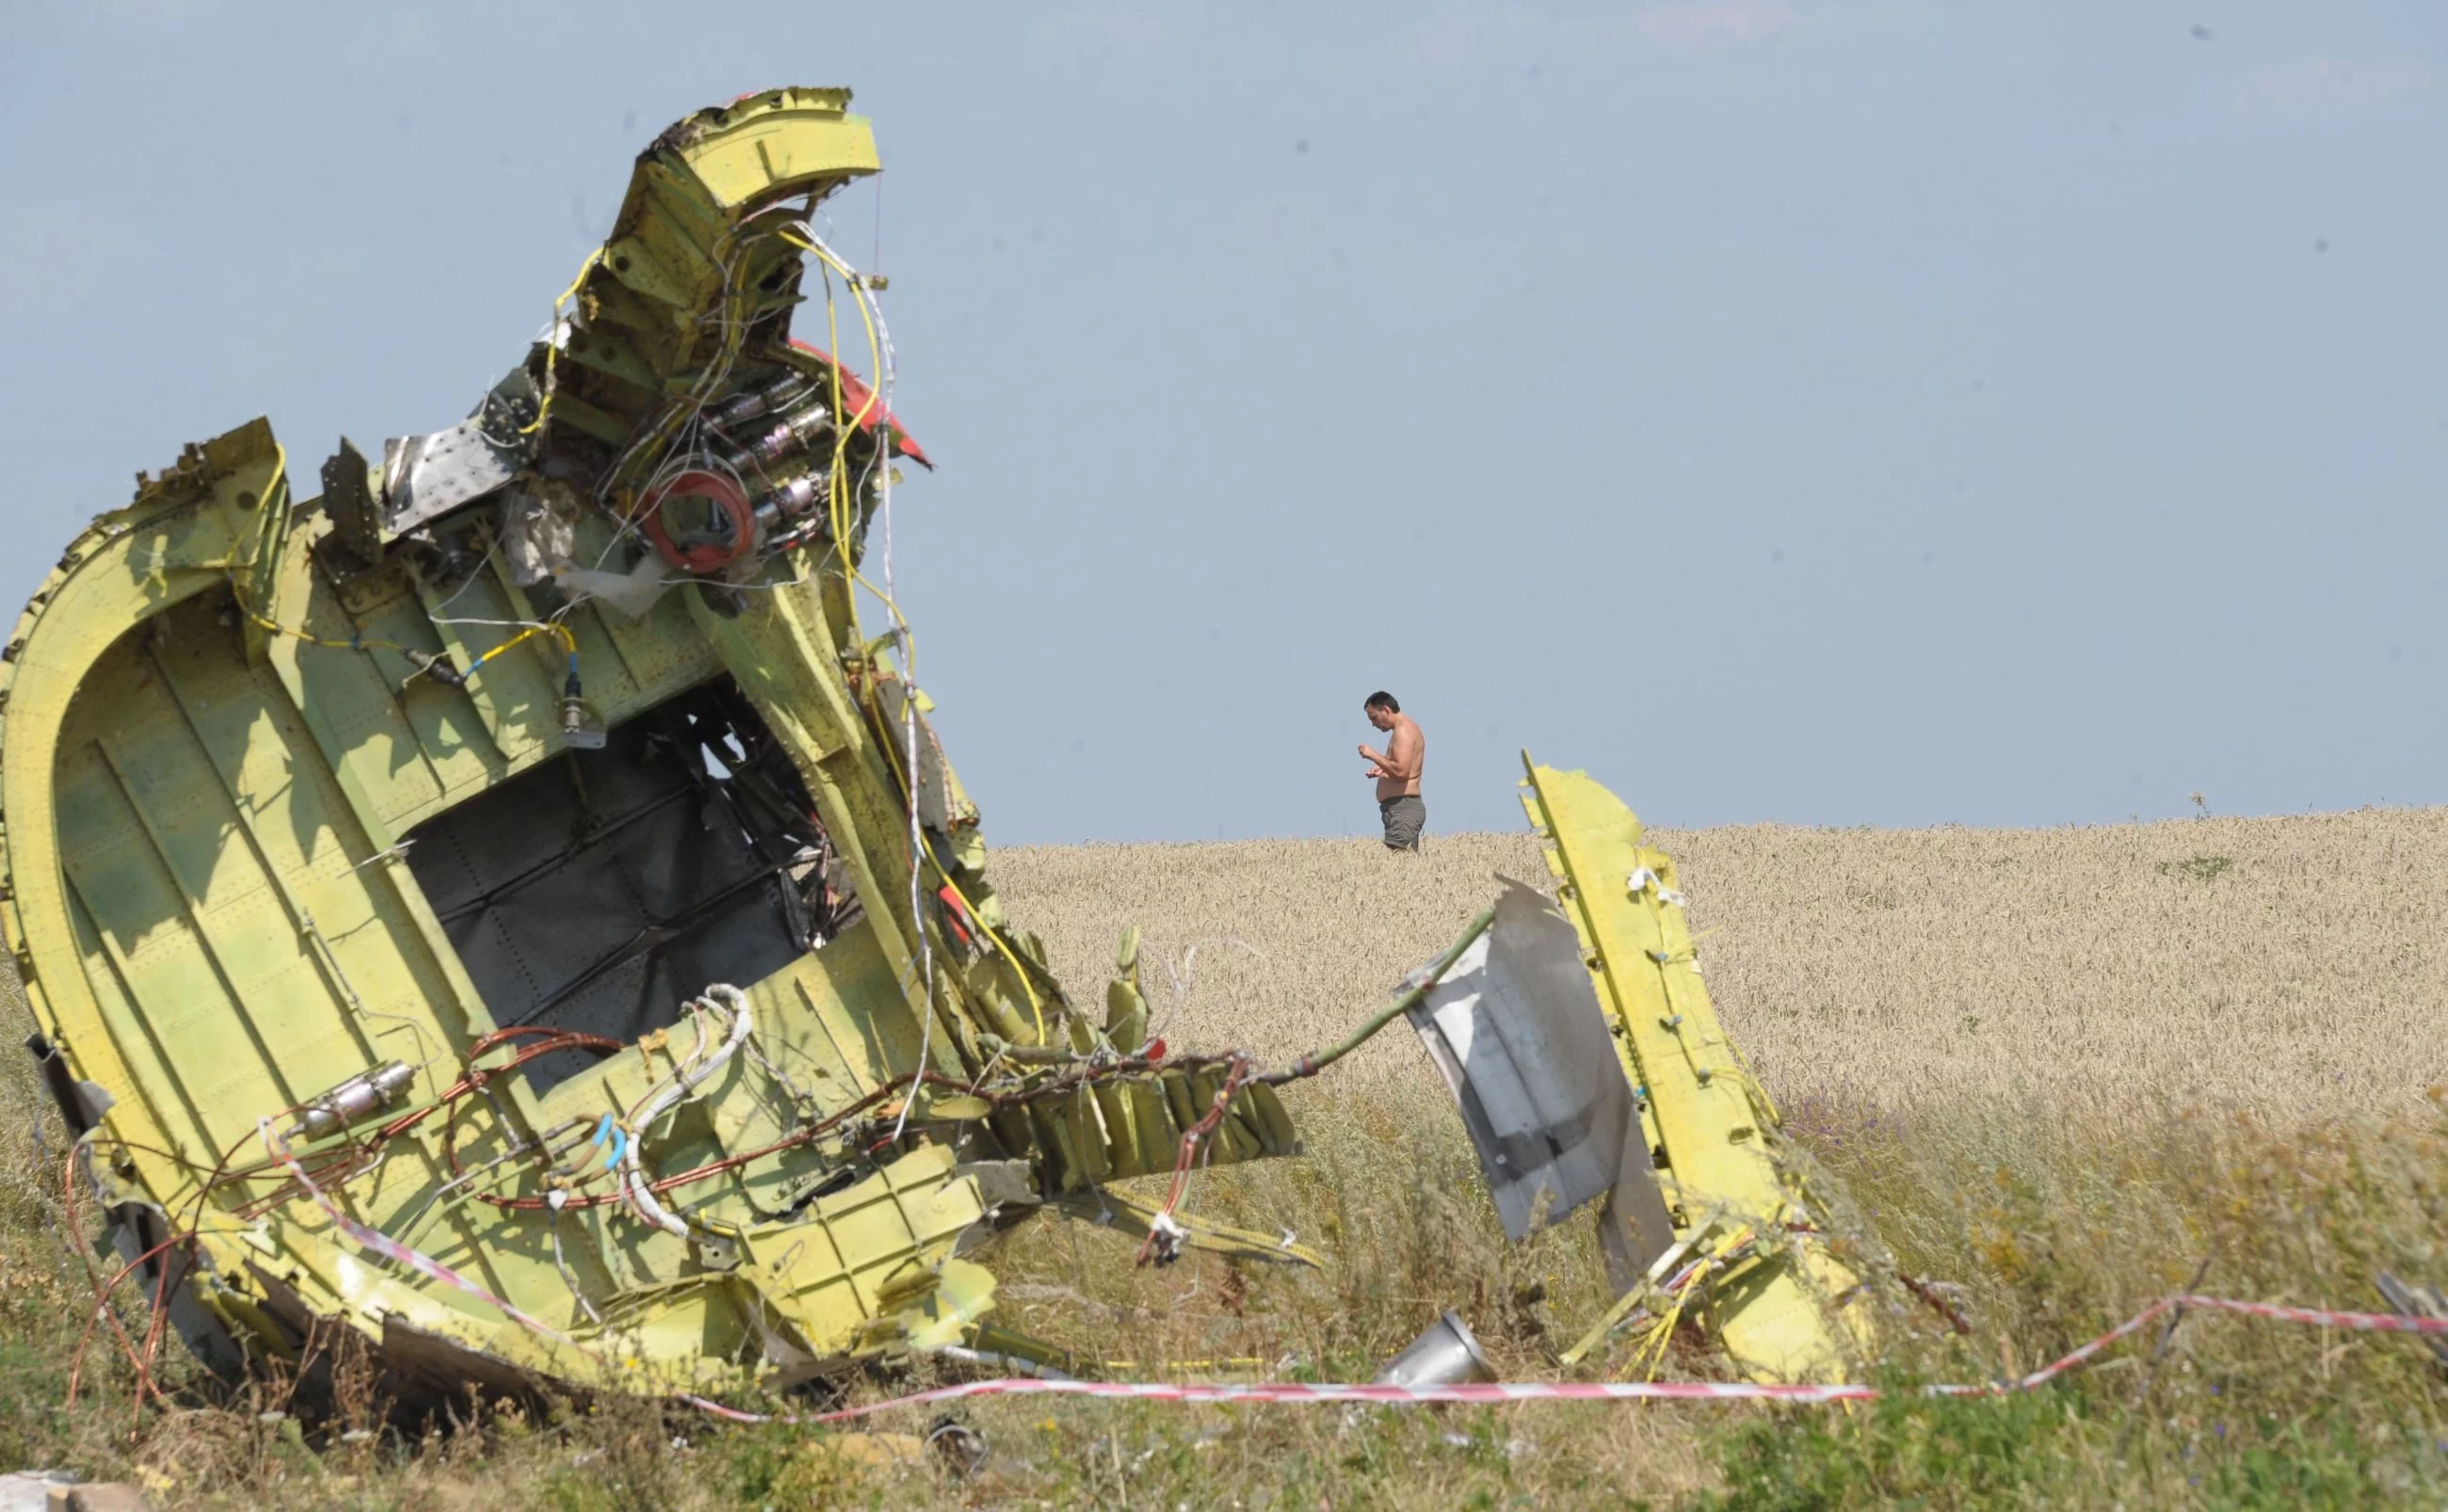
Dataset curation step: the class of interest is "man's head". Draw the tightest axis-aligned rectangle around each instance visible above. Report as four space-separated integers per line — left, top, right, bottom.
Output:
1363 691 1400 732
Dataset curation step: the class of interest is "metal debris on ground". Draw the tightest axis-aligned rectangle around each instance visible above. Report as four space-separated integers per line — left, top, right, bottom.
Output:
2376 1272 2448 1369
1375 1311 1496 1389
924 1416 990 1476
0 1472 79 1512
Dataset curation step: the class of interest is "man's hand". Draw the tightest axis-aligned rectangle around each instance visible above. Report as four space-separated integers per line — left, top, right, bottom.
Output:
1363 764 1388 780
1358 743 1384 763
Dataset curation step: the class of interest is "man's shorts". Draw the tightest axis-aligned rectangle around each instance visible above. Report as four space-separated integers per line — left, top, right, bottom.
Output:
1379 795 1425 851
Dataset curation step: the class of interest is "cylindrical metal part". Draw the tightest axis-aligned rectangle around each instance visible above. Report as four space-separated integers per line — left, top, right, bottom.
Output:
1374 1310 1496 1388
760 471 824 521
725 421 795 469
707 370 812 429
718 403 834 473
287 1061 417 1142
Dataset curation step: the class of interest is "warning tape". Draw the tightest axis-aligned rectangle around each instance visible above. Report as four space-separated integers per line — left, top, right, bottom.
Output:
685 1293 2448 1425
1973 1294 2448 1396
683 1377 1877 1424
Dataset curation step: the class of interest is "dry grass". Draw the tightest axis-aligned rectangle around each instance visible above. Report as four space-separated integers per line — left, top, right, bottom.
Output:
994 805 2448 1118
4 805 2446 1506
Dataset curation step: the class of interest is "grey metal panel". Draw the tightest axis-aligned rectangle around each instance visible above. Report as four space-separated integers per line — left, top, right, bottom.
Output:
381 419 525 535
378 370 542 539
1408 877 1659 1244
403 682 822 1092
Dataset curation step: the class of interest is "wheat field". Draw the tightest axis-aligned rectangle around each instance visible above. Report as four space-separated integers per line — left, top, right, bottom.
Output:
992 804 2448 1119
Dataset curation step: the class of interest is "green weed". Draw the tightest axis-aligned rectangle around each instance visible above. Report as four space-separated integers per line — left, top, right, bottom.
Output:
2157 854 2236 882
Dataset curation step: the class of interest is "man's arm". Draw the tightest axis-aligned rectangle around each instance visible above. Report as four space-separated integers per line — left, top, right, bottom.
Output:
1379 722 1422 782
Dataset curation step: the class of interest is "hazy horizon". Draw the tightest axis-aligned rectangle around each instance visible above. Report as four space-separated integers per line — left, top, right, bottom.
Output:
1001 790 2448 849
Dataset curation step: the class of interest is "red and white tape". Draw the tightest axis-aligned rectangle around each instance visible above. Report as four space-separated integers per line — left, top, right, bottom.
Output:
1977 1293 2448 1395
685 1292 2448 1425
683 1376 1876 1425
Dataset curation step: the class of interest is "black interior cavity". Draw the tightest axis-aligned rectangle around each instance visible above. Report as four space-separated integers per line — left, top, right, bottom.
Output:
404 676 849 1093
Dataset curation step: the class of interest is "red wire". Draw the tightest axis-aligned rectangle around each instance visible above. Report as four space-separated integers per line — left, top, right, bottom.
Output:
59 1145 154 1404
1135 1055 1251 1266
64 1228 185 1407
62 1030 624 1414
77 1021 1248 1415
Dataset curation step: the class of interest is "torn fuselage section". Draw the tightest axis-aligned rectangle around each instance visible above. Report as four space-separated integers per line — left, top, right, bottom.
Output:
1409 762 1887 1386
0 88 1304 1407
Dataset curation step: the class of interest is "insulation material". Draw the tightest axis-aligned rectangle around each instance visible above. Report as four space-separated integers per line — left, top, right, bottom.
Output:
1407 877 1653 1240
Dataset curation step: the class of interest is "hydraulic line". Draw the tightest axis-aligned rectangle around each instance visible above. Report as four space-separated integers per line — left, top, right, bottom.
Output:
521 249 605 438
1256 905 1496 1086
618 985 753 1238
227 501 582 697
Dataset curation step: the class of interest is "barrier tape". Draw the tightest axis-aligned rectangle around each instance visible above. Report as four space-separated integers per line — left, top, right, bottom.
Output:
686 1292 2448 1426
682 1377 1878 1424
1973 1294 2448 1395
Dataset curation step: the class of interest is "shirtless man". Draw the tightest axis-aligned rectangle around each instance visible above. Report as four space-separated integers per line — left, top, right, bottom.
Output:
1358 691 1425 851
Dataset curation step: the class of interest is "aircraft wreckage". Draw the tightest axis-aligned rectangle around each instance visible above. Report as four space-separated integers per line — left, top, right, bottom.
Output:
4 89 1887 1407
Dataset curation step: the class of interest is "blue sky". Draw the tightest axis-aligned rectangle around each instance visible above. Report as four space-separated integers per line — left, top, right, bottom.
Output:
3 2 2440 843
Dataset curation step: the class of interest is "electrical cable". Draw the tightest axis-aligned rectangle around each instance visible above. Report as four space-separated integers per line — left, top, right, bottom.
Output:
769 229 1051 1056
521 249 604 439
1134 1054 1253 1267
217 444 584 700
845 659 1052 1042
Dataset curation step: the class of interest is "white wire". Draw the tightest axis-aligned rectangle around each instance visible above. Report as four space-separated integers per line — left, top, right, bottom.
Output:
813 237 942 1140
1149 940 1270 1049
593 221 768 506
427 615 560 633
421 552 502 620
622 999 714 1146
621 985 753 1238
